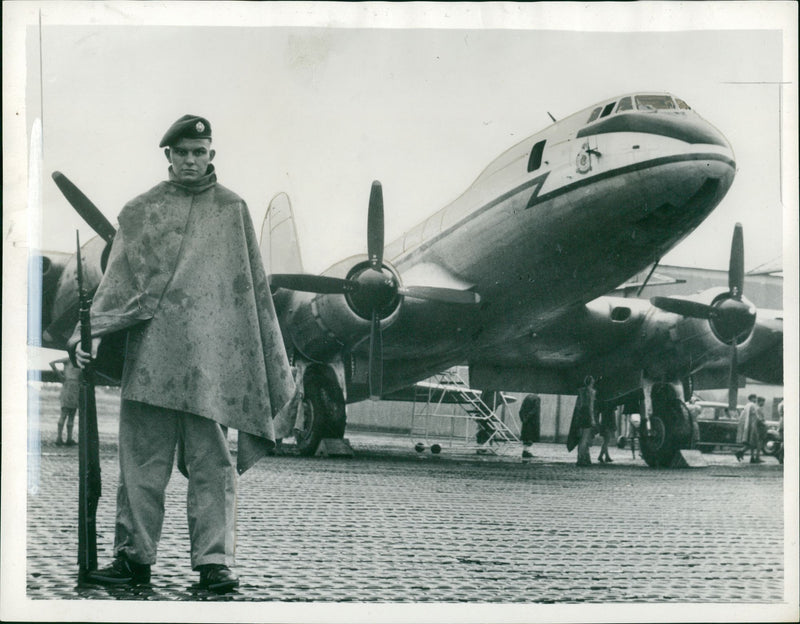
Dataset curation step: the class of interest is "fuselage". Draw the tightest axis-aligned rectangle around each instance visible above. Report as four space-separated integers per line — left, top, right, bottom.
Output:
282 93 736 399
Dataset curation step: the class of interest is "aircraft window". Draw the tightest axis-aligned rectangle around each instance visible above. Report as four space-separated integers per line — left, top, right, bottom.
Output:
635 95 676 111
675 98 691 110
586 107 601 123
600 102 616 118
616 97 633 112
527 140 546 172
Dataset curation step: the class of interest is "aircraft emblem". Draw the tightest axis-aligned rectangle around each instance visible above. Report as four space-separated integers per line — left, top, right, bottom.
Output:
576 142 592 174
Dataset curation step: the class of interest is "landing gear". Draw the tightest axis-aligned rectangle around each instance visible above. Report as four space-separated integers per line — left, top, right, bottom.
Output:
640 384 693 467
293 365 347 456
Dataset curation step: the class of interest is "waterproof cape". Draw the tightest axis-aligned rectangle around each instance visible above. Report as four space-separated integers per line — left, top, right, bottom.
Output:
69 167 297 473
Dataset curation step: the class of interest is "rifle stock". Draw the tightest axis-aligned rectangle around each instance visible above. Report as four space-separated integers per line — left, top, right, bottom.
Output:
76 232 101 580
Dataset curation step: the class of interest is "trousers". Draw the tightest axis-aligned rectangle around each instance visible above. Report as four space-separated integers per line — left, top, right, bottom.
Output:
577 428 594 465
114 400 236 569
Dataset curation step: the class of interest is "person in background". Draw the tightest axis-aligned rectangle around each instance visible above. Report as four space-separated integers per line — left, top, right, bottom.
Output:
567 376 597 466
519 394 541 460
686 395 702 449
736 394 761 463
756 396 768 454
597 403 616 463
50 358 80 446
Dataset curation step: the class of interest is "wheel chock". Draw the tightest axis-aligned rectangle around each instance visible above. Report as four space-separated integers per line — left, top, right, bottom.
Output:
315 438 354 458
671 449 707 468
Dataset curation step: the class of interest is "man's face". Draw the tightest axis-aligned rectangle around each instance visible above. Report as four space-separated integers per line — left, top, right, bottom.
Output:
165 138 214 182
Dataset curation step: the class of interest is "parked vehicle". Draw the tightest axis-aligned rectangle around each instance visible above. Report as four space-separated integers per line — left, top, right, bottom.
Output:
694 401 781 455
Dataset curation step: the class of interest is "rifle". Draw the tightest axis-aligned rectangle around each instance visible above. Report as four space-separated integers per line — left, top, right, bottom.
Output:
76 231 101 581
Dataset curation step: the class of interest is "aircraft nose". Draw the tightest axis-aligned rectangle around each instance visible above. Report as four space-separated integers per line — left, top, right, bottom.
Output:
697 117 734 159
578 112 734 159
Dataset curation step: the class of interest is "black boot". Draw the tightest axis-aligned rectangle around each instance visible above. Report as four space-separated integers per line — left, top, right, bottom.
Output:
88 555 151 585
198 564 239 593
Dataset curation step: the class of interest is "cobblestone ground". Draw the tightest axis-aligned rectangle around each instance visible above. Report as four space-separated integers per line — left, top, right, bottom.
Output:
25 384 785 604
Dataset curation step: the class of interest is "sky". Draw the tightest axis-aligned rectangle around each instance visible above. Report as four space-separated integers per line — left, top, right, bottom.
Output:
18 7 793 276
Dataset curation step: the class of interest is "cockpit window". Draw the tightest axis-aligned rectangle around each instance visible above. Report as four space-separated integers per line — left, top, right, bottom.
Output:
587 107 601 123
616 97 633 112
600 102 616 118
675 98 691 110
635 95 677 111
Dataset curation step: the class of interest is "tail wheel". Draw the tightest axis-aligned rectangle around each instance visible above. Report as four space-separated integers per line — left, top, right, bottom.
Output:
640 390 692 467
294 367 346 456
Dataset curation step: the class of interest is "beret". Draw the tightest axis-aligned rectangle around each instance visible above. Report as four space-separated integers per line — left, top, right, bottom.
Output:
159 114 212 147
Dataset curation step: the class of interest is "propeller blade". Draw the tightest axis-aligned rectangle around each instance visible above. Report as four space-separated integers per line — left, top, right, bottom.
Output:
368 181 384 271
269 274 358 294
52 171 116 245
397 285 481 304
650 296 714 319
728 222 744 300
728 339 739 411
368 310 383 399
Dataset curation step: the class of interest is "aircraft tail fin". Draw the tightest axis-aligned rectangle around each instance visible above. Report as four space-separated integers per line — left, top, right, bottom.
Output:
261 192 304 275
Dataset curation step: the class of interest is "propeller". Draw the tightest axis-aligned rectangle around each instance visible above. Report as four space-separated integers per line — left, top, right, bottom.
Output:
650 223 755 410
269 274 357 294
270 181 480 399
52 171 116 245
728 223 744 299
648 296 713 319
728 337 738 411
368 181 384 271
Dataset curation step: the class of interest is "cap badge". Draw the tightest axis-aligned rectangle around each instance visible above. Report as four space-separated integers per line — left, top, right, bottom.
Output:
195 121 205 133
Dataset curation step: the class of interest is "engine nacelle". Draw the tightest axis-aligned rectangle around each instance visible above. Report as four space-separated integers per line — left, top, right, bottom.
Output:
41 236 111 349
675 287 757 370
282 255 402 363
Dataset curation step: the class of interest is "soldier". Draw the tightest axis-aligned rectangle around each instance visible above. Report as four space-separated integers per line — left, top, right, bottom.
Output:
72 115 298 592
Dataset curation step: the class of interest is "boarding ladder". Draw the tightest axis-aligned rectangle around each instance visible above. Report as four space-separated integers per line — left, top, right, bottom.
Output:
410 367 520 455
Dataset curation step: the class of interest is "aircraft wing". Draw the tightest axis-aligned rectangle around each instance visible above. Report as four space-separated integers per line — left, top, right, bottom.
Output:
468 293 783 400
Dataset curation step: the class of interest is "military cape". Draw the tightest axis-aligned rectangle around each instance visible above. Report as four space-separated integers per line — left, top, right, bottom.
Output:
69 166 296 473
566 386 595 452
736 402 760 446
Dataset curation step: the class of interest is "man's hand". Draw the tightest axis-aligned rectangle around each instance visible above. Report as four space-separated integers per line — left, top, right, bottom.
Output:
75 337 102 369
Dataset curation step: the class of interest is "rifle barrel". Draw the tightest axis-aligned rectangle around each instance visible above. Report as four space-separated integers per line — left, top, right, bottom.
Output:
75 231 100 580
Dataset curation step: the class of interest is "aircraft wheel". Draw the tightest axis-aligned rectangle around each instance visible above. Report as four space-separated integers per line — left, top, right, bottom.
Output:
640 397 691 467
294 367 347 456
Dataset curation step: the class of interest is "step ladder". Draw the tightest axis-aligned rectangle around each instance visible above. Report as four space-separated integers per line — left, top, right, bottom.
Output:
410 367 520 455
